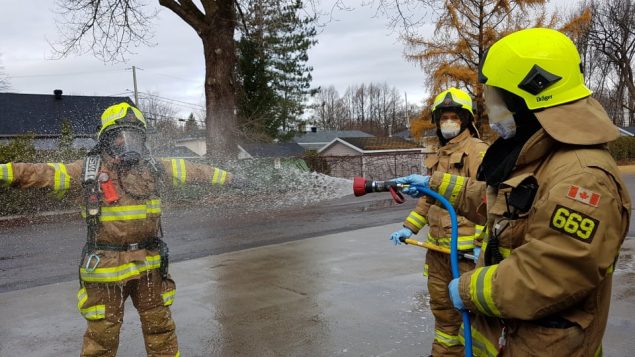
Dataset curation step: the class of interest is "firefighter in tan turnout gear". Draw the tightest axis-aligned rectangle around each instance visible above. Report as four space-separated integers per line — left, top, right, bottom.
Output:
389 87 488 356
0 102 234 357
394 28 631 356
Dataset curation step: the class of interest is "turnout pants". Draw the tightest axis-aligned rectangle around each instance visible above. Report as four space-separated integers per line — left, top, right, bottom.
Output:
78 270 179 357
425 249 474 357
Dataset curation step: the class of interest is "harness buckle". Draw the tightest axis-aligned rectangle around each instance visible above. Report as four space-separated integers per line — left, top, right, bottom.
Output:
85 253 101 272
128 243 140 251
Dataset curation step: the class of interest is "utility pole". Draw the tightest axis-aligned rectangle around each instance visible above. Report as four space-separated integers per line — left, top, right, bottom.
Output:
131 66 139 107
405 92 410 128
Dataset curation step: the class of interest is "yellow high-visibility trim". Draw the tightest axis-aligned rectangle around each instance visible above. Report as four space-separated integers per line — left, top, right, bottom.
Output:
146 199 162 214
406 211 427 230
0 163 14 185
76 287 105 320
175 351 180 357
48 163 71 198
434 329 461 347
171 159 186 187
459 323 498 357
220 170 227 184
481 240 510 258
80 255 161 283
81 201 162 221
449 175 465 204
594 344 602 357
438 173 452 198
470 265 502 317
162 289 176 306
427 232 476 251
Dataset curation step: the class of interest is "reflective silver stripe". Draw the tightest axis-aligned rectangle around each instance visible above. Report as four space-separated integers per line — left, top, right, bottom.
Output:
212 168 228 185
162 290 176 306
146 199 161 214
0 163 14 184
80 256 161 282
434 329 460 347
443 175 458 201
406 211 426 229
172 159 186 186
47 163 70 197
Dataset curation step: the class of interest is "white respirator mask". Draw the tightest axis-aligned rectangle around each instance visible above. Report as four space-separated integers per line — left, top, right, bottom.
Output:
440 120 462 139
484 86 517 140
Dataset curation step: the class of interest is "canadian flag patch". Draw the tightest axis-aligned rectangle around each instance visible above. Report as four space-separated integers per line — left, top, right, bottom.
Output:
567 185 601 207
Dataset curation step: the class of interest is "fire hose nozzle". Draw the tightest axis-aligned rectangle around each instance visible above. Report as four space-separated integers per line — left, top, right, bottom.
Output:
352 176 408 203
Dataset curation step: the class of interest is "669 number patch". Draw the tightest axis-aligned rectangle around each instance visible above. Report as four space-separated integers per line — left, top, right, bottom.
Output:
549 204 599 243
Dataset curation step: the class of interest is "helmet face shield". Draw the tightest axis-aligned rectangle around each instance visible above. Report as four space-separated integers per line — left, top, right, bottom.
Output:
484 86 517 139
103 127 146 165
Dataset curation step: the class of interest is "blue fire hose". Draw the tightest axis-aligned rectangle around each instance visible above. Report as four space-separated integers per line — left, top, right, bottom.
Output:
413 185 473 357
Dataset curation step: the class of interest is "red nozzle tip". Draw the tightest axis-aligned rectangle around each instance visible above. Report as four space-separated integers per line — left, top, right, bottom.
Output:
353 176 368 196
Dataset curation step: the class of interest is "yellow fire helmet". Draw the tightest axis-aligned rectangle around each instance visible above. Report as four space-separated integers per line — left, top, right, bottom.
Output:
98 102 147 138
431 87 474 123
480 28 617 145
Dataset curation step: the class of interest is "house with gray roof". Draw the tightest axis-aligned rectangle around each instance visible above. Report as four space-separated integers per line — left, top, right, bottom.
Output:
316 136 429 180
0 90 134 150
292 129 373 151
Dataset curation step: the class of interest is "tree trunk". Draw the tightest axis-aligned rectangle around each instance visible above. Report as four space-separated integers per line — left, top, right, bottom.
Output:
200 3 238 160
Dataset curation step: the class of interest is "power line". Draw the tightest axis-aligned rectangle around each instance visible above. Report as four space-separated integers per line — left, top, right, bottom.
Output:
136 91 205 109
9 68 126 79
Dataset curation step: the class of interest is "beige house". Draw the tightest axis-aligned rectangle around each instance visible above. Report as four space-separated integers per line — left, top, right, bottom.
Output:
318 137 433 180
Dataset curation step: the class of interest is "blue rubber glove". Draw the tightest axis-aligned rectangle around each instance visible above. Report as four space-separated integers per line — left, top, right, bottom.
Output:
389 227 413 245
448 278 465 311
393 174 431 198
472 246 481 264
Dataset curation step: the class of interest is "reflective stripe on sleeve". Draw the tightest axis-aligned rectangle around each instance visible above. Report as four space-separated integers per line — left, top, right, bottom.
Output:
469 265 502 317
0 163 14 185
171 159 186 187
47 163 71 198
80 255 161 283
146 199 161 215
427 233 475 250
76 287 105 320
437 173 466 204
406 211 427 230
435 329 461 347
162 289 176 306
212 167 228 185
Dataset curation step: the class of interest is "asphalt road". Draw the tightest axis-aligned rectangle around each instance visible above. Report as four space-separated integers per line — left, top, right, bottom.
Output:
0 193 416 293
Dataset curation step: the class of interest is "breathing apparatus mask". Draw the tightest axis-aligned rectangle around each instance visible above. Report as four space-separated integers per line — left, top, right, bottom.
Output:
101 126 146 166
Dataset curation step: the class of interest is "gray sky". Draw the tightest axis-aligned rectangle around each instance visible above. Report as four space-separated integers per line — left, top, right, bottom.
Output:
0 1 431 118
1 0 575 118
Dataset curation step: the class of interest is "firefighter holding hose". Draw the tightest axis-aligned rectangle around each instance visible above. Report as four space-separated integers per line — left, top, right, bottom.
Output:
389 87 489 356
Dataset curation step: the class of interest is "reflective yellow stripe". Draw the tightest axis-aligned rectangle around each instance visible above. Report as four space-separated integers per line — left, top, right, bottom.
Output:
146 199 161 214
470 265 501 317
76 287 105 320
212 167 228 185
435 329 461 347
47 163 71 198
459 324 498 357
176 351 180 357
81 201 161 221
423 263 429 277
0 163 14 185
406 211 427 230
80 255 161 283
427 233 476 250
481 240 510 258
437 173 466 204
162 289 176 306
594 344 602 357
171 159 186 187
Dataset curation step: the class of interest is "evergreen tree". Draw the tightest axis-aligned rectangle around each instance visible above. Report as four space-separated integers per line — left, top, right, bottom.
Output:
236 0 318 142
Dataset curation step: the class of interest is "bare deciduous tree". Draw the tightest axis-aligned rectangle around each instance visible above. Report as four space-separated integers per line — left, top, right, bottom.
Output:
583 0 635 126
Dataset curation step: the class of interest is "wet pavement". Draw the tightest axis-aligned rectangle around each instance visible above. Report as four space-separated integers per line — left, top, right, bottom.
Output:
1 222 634 356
